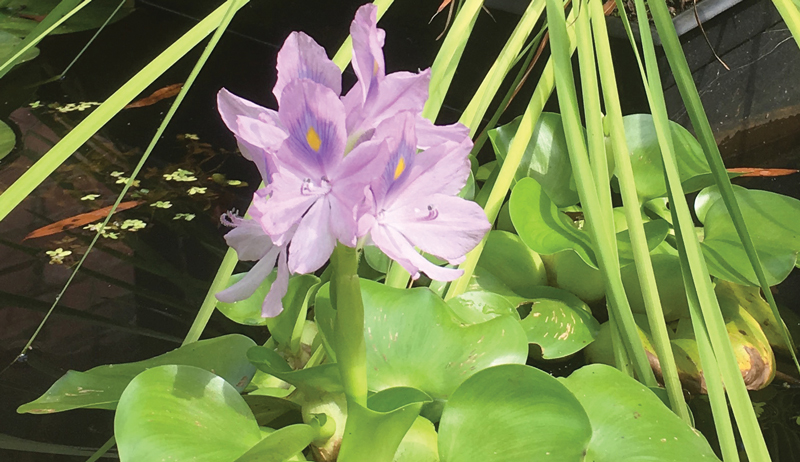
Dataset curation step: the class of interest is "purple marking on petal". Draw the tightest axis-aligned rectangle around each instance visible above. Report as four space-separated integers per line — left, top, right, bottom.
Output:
278 80 346 174
262 248 290 317
372 112 417 202
389 139 473 203
274 31 342 102
288 199 337 274
351 4 385 103
216 246 281 303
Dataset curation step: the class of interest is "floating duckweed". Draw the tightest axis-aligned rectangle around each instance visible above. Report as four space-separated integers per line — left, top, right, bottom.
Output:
80 194 100 201
227 180 243 186
29 101 42 108
120 219 146 231
45 248 72 264
184 133 199 140
110 171 125 178
173 213 195 221
115 177 140 187
150 201 172 209
55 101 101 113
187 186 206 195
83 223 106 233
163 169 197 182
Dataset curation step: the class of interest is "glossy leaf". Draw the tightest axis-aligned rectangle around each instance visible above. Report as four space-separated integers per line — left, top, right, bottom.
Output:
0 119 15 161
510 176 596 267
618 114 712 200
315 280 528 399
447 290 519 325
0 29 38 70
217 272 319 346
698 186 800 285
475 230 548 294
338 387 431 462
247 346 343 396
438 364 591 461
621 254 690 322
517 286 600 359
489 113 579 207
235 424 315 462
562 364 720 461
18 334 256 414
394 416 439 462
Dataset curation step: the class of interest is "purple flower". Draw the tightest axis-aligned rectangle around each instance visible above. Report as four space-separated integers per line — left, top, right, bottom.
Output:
215 200 291 318
358 112 490 281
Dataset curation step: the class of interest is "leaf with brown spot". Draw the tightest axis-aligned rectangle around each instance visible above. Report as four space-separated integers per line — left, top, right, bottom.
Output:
727 168 798 177
23 201 143 241
124 83 183 109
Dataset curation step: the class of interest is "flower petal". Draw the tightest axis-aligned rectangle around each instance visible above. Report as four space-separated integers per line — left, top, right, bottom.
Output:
223 217 275 261
274 31 342 102
254 171 318 244
414 115 470 150
278 79 347 175
343 69 430 136
215 246 280 303
390 139 473 202
382 193 489 261
370 223 464 281
288 199 337 274
218 87 281 130
262 248 290 317
351 3 385 103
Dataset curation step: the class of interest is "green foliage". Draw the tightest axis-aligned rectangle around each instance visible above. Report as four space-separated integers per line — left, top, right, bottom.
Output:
0 119 16 161
0 0 133 37
18 335 257 414
315 280 528 399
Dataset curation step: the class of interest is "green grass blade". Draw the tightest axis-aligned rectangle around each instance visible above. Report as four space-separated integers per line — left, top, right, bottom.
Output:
459 0 545 136
0 0 243 222
542 0 656 386
332 0 396 70
633 0 771 458
772 0 800 46
0 0 91 78
586 0 688 422
0 433 116 458
649 0 800 378
423 0 485 121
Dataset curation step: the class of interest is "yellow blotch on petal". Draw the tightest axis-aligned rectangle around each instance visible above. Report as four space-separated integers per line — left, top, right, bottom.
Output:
393 157 406 180
306 126 322 152
373 59 379 76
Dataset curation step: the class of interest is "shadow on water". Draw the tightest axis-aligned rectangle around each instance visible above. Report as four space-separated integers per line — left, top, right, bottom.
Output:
0 1 798 461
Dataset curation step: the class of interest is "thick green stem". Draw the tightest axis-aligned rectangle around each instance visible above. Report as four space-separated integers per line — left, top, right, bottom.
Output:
331 244 368 407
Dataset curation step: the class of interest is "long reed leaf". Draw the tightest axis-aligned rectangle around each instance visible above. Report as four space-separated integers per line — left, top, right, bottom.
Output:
0 0 244 222
634 0 771 458
586 0 688 422
542 0 656 386
772 0 800 46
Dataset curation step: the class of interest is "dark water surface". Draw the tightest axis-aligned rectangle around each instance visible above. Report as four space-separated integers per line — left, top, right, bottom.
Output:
0 1 798 460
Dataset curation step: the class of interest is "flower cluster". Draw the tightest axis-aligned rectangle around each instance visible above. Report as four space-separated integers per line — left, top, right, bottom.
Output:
216 4 490 317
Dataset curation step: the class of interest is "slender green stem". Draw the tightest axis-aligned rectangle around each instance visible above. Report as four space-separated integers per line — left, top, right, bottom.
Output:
544 0 656 386
60 0 127 79
331 244 368 407
588 0 688 422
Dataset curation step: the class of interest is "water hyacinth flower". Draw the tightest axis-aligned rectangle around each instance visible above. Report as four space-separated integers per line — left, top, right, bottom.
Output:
216 3 489 317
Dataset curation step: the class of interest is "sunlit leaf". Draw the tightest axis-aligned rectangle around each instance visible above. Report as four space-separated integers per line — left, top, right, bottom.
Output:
18 335 256 414
438 364 591 461
562 364 720 461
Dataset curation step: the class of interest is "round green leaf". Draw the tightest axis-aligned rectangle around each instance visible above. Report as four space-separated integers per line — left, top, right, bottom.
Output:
489 113 580 207
476 230 548 294
18 334 256 414
315 280 528 399
510 177 597 268
394 416 439 462
0 119 14 162
115 365 263 462
364 245 391 273
562 364 719 461
621 254 690 322
698 186 800 285
517 286 600 359
618 114 711 200
0 30 38 72
235 424 316 462
247 346 343 396
447 290 519 325
438 364 592 461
